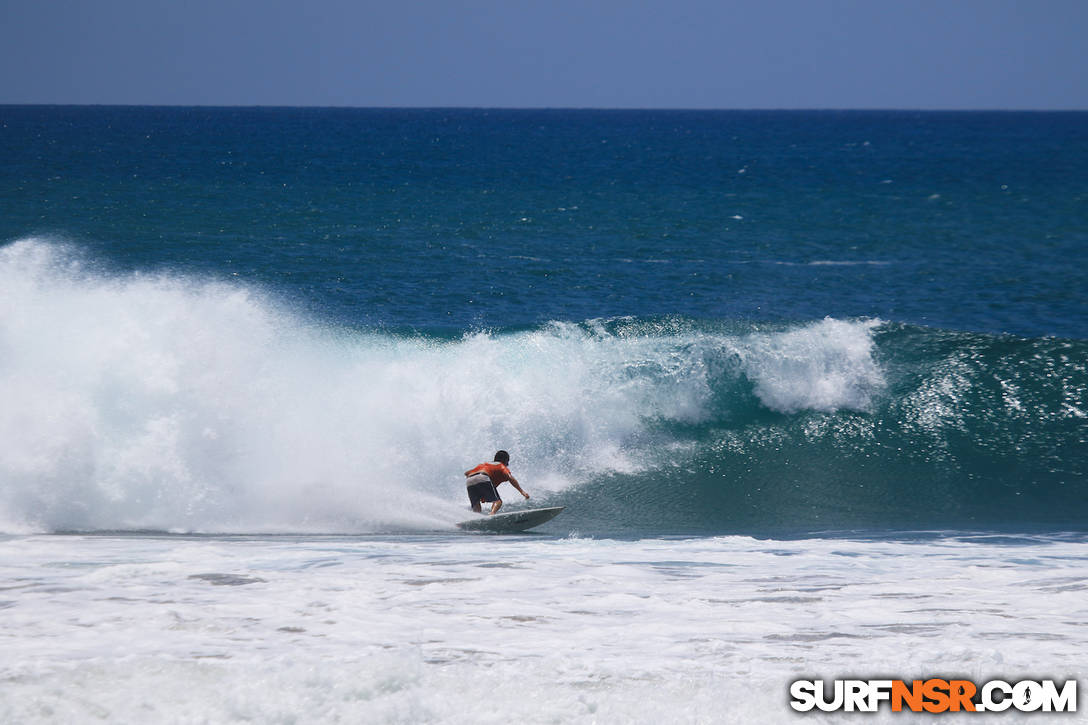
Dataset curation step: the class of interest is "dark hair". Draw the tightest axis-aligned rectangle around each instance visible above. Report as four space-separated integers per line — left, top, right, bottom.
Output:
494 450 510 464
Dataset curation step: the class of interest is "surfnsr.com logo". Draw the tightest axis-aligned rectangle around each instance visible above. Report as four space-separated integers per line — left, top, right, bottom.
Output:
790 679 1077 713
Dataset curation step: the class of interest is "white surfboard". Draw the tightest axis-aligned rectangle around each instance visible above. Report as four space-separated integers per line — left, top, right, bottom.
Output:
456 506 565 533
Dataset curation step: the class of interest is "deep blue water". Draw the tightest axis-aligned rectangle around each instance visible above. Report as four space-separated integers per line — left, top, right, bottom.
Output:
3 107 1085 337
0 107 1085 535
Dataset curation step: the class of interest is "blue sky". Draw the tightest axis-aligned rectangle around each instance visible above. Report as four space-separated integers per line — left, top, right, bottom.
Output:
2 0 1086 108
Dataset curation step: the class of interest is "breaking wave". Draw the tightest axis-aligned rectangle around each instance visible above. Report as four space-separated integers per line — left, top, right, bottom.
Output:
1 240 1084 534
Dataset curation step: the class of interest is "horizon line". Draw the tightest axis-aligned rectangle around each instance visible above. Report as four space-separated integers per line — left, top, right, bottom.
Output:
2 103 1086 113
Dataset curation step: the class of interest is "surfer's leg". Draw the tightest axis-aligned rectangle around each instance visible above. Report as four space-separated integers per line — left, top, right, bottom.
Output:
480 481 501 514
467 482 484 513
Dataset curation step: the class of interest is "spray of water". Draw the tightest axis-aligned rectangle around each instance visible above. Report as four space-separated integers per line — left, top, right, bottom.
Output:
0 240 885 533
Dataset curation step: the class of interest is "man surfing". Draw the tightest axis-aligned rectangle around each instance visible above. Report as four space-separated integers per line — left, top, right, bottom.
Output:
464 450 530 514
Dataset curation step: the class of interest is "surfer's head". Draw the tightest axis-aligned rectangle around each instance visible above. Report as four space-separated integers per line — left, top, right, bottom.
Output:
494 450 510 465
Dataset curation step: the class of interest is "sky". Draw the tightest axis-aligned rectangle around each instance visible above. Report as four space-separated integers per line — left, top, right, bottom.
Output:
1 0 1086 109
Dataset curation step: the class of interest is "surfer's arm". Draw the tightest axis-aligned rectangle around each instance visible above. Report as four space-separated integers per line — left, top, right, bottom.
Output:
507 476 530 499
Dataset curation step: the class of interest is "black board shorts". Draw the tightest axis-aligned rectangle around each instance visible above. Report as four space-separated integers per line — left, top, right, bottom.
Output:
467 475 500 506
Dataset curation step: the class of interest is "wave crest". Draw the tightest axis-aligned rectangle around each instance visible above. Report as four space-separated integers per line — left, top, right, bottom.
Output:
7 240 1080 534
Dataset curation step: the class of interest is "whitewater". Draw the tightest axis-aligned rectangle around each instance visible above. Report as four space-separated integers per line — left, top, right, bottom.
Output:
2 104 1086 721
3 239 1084 536
2 238 1086 722
3 533 1087 724
0 239 893 534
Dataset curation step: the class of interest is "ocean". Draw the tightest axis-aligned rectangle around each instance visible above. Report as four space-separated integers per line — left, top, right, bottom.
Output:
1 107 1085 722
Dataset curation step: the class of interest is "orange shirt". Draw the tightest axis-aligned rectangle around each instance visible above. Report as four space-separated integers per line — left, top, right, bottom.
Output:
466 461 513 485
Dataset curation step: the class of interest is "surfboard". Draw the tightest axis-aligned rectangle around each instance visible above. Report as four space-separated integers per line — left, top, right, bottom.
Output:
456 506 565 533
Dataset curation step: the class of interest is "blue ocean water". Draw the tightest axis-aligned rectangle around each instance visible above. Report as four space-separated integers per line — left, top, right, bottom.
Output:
3 109 1088 725
1 107 1085 536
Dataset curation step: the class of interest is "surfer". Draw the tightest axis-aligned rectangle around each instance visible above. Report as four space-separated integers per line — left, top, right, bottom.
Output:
464 450 530 514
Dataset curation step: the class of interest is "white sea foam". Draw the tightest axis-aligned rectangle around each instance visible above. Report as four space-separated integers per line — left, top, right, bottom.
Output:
737 317 886 414
0 240 887 533
0 532 1084 724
